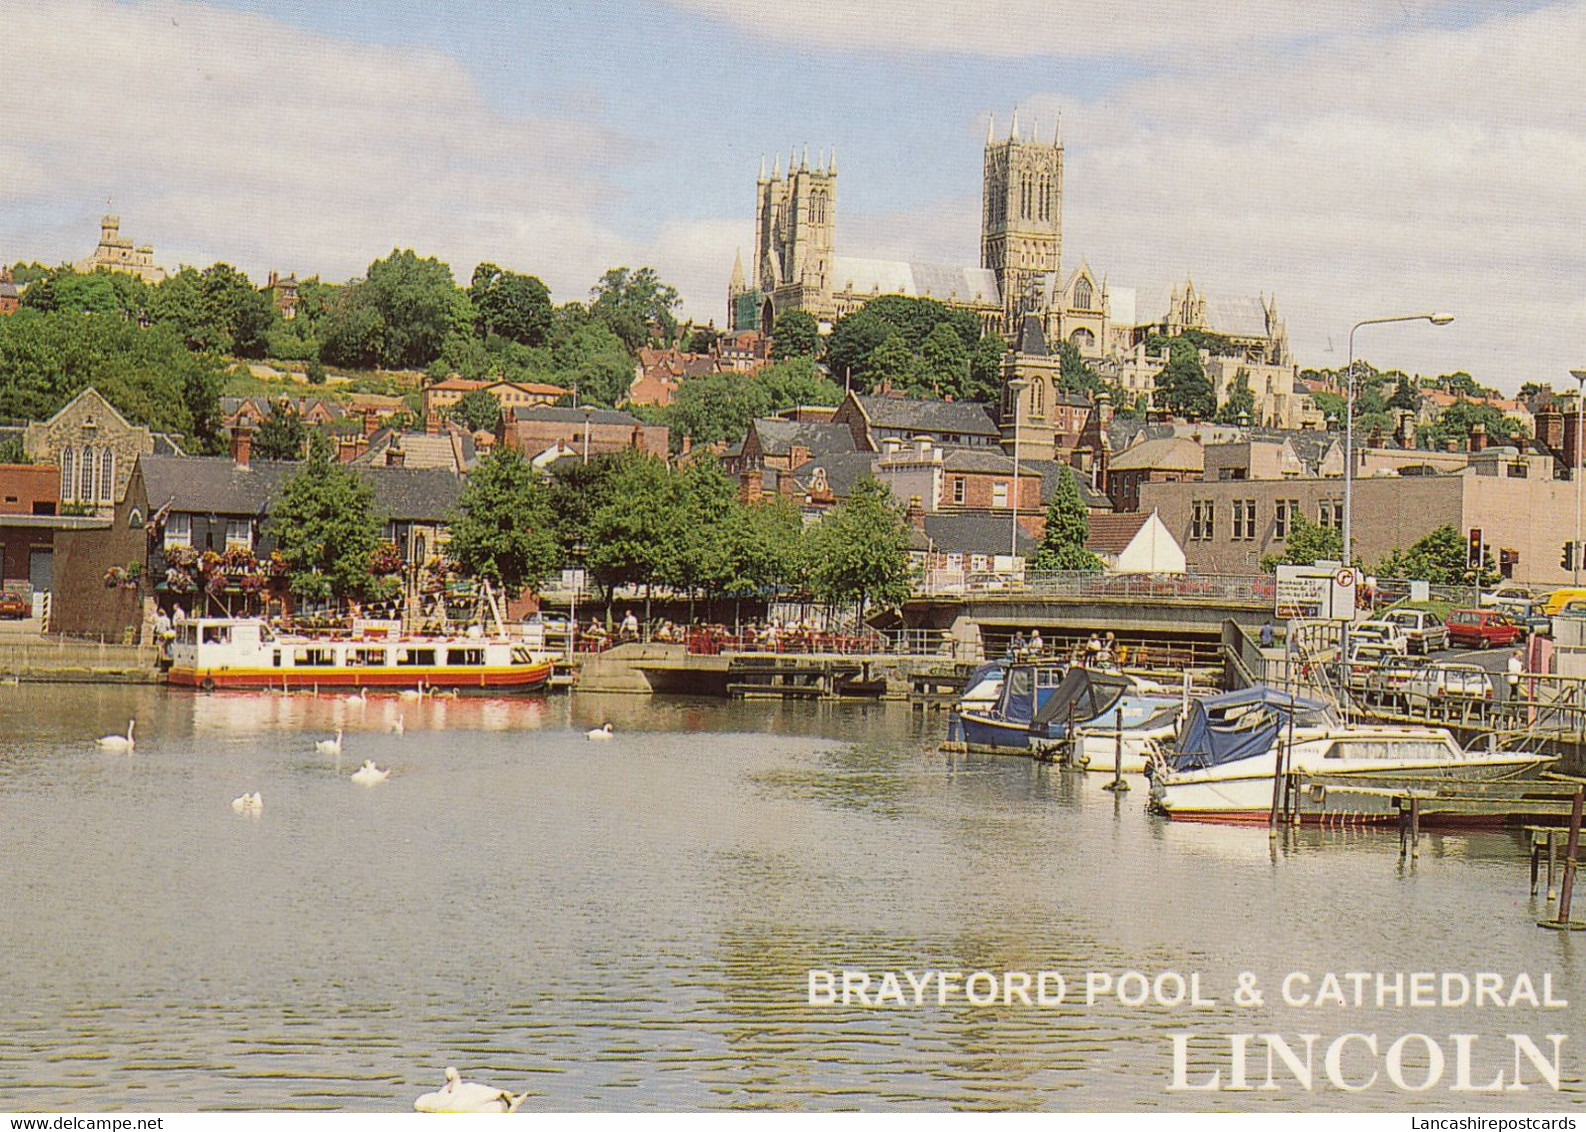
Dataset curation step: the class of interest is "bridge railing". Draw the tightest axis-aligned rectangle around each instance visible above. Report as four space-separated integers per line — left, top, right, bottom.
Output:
686 627 953 657
916 569 1275 605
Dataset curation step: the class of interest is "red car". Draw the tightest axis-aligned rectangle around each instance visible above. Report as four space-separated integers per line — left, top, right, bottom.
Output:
0 590 29 619
1444 608 1524 649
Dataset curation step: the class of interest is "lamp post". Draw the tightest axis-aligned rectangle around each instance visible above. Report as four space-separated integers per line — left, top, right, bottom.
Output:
567 540 587 661
1570 370 1586 586
1007 376 1032 560
582 406 592 466
1342 313 1454 565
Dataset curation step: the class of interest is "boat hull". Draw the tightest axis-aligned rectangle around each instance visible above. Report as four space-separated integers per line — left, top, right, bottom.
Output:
954 709 1036 753
170 662 554 694
1152 754 1552 823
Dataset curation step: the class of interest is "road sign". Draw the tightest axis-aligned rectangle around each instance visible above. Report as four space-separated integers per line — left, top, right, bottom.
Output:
1275 564 1356 621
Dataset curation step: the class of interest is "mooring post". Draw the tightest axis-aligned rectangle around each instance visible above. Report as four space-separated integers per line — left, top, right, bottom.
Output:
1540 789 1585 929
1268 742 1285 838
1410 796 1421 859
1532 833 1543 896
1104 709 1128 792
1548 830 1559 901
1398 800 1409 860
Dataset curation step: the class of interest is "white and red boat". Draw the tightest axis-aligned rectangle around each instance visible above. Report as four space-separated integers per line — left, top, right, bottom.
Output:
168 617 554 694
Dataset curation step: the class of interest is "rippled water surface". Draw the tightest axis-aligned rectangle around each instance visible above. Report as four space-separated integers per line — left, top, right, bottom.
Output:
1 684 1582 1111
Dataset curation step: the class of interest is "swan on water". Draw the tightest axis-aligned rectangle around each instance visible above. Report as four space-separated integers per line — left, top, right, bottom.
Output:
97 719 135 751
586 722 615 741
230 792 263 813
391 714 405 736
413 1067 527 1113
315 728 344 756
351 759 391 786
345 689 366 704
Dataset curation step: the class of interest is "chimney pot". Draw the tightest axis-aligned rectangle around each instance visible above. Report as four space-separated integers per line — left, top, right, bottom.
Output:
386 445 406 468
362 408 379 438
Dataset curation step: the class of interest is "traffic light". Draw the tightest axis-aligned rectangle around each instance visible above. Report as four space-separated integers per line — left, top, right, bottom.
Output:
1467 528 1483 570
1565 542 1578 571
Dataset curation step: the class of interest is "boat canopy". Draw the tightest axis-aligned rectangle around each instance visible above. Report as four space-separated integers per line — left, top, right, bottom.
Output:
1167 686 1336 771
1030 668 1134 728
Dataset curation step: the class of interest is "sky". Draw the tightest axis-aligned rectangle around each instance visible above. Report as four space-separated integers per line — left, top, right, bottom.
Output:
2 0 1582 393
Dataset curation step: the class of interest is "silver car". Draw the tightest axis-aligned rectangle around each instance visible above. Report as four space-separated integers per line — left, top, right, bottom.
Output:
1382 608 1450 655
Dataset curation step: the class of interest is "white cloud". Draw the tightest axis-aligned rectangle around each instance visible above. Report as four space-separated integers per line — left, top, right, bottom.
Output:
0 0 628 301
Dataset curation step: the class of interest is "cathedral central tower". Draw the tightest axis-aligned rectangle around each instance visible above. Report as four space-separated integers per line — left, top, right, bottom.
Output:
981 113 1062 330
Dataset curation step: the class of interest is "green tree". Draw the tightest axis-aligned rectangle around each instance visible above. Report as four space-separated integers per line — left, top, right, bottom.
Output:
590 266 680 348
585 452 676 602
919 322 968 395
685 323 722 355
1031 470 1103 571
1259 514 1345 572
267 450 384 602
321 250 467 370
24 268 146 320
865 332 923 394
1153 338 1215 419
445 447 559 595
447 387 503 432
824 309 893 388
1376 524 1500 586
1416 400 1530 451
469 263 553 347
0 436 27 463
1214 367 1256 425
197 263 273 357
1387 373 1420 411
717 496 806 600
252 401 308 461
770 310 820 361
964 335 1006 404
667 371 772 449
757 356 844 410
662 459 735 603
1057 341 1101 396
805 476 914 612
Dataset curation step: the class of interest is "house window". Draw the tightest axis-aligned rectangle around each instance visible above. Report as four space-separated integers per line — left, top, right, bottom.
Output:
1317 499 1344 530
225 519 253 550
992 482 1009 508
1273 498 1300 539
951 477 966 505
1191 500 1217 541
1230 499 1257 541
164 513 192 549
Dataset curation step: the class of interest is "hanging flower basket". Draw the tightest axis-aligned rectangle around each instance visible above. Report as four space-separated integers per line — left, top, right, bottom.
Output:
369 542 404 576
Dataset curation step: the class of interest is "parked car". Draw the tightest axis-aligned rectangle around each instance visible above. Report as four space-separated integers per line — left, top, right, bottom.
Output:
1540 587 1586 616
1481 582 1538 608
0 590 28 619
1444 608 1525 649
1380 608 1449 654
1346 642 1399 689
1351 619 1409 655
1403 663 1497 712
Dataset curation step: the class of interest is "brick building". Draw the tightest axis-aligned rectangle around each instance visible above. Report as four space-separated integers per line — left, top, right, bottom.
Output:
499 406 668 462
23 388 185 519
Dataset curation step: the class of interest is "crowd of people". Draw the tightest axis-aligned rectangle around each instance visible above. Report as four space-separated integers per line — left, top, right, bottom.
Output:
1005 629 1136 668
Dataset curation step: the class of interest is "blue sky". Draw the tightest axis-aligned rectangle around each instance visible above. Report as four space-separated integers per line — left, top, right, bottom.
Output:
2 0 1582 391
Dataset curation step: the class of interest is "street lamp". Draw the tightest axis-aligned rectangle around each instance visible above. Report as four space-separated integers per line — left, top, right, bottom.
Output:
1570 369 1586 586
1342 313 1454 565
1007 376 1032 560
582 406 592 466
567 540 587 661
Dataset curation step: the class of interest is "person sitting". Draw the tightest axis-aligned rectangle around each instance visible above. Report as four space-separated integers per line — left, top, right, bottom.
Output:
619 609 640 641
1028 629 1044 656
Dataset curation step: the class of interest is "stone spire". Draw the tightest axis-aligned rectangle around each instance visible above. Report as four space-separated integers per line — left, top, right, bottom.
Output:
758 155 767 182
801 144 809 170
987 112 995 144
729 248 745 291
1010 109 1020 141
829 146 837 173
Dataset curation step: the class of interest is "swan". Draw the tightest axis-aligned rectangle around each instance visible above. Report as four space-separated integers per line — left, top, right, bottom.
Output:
391 713 405 736
315 728 344 756
351 759 390 786
230 792 263 813
586 722 615 741
97 719 135 751
413 1067 527 1113
345 689 366 704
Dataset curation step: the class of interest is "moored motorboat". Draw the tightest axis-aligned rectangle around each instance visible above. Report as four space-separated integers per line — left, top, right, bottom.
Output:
949 658 1067 753
1070 701 1184 774
1149 687 1554 822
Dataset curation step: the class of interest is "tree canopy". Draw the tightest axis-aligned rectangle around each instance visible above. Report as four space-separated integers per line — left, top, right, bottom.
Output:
447 387 503 432
804 476 914 611
1031 470 1102 571
266 450 384 602
445 447 559 594
252 401 308 461
1376 524 1500 586
1259 514 1345 572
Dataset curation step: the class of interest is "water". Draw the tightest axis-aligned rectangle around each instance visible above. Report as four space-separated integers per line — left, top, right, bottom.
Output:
0 684 1581 1111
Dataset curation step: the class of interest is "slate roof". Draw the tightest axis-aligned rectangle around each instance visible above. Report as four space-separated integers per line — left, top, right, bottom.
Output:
1016 314 1049 357
831 257 1001 307
352 428 476 472
922 513 1037 557
1084 512 1151 555
940 448 1022 474
1021 459 1111 510
854 395 1000 438
794 451 878 500
511 406 644 427
139 456 461 521
749 418 857 458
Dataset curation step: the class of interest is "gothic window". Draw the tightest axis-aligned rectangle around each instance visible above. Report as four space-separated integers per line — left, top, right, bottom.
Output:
79 447 95 505
1069 327 1096 351
60 449 75 502
99 448 115 503
1032 379 1045 417
1075 278 1093 310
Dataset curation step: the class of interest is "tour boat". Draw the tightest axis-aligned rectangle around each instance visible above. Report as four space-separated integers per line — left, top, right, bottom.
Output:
1148 686 1553 823
168 617 554 694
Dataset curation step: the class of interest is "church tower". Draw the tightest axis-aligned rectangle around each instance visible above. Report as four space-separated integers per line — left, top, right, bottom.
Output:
981 112 1062 334
753 147 837 328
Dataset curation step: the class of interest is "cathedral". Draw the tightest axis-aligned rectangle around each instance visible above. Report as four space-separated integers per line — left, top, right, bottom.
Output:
727 114 1130 362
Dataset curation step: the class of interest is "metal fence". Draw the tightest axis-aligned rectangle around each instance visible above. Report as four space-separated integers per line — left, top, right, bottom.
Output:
916 569 1274 604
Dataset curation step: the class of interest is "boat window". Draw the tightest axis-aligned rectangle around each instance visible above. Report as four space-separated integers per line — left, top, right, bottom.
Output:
510 646 538 665
272 649 281 668
397 648 436 667
202 624 232 645
1008 669 1034 698
1329 739 1457 761
348 648 387 667
447 647 485 666
1035 668 1063 688
293 647 336 667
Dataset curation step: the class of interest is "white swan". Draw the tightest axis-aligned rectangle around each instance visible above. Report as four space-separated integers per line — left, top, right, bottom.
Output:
97 719 135 751
586 722 615 741
391 714 405 736
345 689 366 704
351 759 390 786
230 791 263 813
413 1067 527 1113
315 728 344 756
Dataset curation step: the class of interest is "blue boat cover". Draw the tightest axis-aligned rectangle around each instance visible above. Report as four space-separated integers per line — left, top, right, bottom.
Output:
1166 686 1334 771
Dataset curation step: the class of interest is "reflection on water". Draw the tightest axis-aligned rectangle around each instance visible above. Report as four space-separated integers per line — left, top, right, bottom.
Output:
0 684 1581 1111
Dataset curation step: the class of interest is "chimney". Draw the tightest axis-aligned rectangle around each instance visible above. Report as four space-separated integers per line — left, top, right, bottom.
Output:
1445 437 1460 453
1566 404 1582 475
1367 425 1385 449
882 437 901 457
1539 407 1564 454
631 423 644 449
362 408 379 438
1469 422 1487 453
425 410 441 436
738 468 763 505
231 424 254 469
914 436 932 459
682 434 692 455
267 270 278 288
1096 390 1114 428
385 445 406 467
905 494 926 528
1395 409 1417 449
